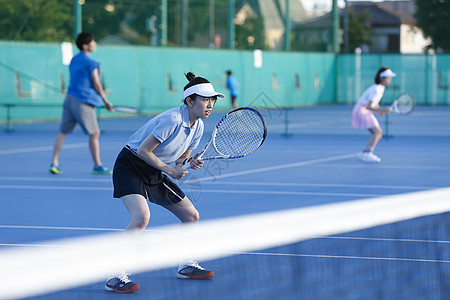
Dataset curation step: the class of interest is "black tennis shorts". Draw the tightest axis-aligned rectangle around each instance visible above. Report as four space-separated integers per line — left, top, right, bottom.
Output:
112 147 185 205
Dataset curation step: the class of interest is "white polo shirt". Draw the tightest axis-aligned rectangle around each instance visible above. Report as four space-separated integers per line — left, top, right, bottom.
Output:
357 84 385 106
126 105 204 164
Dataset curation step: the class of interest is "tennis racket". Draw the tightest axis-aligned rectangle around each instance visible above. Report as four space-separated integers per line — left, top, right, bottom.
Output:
183 107 267 170
389 93 415 115
101 106 140 114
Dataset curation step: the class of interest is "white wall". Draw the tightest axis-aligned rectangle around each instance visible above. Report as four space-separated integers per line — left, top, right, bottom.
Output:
400 24 431 53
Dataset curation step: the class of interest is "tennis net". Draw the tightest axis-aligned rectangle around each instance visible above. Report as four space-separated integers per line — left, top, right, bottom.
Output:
2 188 450 299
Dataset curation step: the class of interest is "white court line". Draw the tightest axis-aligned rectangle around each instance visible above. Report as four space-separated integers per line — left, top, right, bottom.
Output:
0 225 122 231
0 152 436 193
0 185 111 191
0 143 87 155
1 153 357 187
2 224 447 245
199 181 436 190
0 177 440 191
1 247 447 264
193 153 360 182
2 244 448 264
0 153 358 185
202 189 379 197
0 225 173 233
236 251 450 264
1 248 447 264
0 176 111 182
314 163 448 171
322 235 450 244
0 184 380 197
0 227 174 248
408 111 450 117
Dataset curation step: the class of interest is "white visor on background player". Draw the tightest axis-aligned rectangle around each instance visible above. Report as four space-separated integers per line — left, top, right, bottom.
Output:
380 69 397 78
182 83 225 102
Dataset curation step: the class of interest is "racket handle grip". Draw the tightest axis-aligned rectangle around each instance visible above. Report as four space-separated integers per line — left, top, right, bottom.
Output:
182 155 203 170
182 161 191 170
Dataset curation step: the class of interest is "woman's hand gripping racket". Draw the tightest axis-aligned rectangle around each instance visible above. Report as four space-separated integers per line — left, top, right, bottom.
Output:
183 107 267 170
389 93 415 115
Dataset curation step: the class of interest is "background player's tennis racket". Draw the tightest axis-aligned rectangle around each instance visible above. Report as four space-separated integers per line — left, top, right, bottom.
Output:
101 106 140 114
183 107 267 169
389 93 415 115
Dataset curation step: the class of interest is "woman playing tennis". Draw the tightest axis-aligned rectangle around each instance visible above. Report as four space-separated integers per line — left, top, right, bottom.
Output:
352 67 396 163
105 72 224 293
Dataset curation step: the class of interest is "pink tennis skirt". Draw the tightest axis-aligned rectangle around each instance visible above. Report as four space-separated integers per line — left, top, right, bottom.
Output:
352 102 379 129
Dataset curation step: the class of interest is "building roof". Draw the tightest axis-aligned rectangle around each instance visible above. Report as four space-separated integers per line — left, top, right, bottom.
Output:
237 0 308 30
378 0 416 16
295 0 416 29
347 1 416 26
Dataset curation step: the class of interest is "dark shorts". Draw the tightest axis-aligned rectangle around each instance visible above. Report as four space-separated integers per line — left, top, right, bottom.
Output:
112 147 185 205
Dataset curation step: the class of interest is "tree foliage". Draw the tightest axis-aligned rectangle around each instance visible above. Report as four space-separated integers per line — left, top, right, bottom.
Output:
235 16 266 50
82 0 233 47
415 0 450 52
0 0 263 49
346 9 372 52
0 0 73 41
82 0 155 44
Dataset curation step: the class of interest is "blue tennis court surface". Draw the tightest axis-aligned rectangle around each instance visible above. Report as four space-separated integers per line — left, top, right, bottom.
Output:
1 105 449 299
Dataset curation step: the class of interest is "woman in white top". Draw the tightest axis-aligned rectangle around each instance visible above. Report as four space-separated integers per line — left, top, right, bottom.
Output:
352 67 396 162
105 72 224 293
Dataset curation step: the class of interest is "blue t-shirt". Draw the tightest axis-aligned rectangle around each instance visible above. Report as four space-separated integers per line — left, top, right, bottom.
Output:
226 76 239 96
67 52 103 107
127 105 204 164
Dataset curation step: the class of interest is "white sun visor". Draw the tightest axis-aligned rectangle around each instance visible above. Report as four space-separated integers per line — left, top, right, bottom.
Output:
380 69 397 78
182 83 225 102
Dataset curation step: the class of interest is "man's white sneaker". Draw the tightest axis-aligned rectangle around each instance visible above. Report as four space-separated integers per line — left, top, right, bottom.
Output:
360 152 381 163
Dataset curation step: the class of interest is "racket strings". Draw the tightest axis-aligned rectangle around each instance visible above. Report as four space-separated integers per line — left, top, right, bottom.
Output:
395 95 414 114
214 110 265 157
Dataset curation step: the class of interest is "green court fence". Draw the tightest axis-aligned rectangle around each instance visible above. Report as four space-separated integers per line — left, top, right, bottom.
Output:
1 41 449 125
337 54 450 106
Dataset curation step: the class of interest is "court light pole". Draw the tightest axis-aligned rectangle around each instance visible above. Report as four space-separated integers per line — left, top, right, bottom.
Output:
331 0 339 53
284 0 291 51
343 0 349 53
228 0 235 49
209 0 215 48
331 0 340 103
181 0 188 47
161 0 167 46
74 0 82 40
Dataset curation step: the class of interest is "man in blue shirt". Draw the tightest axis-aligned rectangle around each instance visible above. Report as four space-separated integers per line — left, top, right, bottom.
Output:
226 70 239 109
49 32 114 175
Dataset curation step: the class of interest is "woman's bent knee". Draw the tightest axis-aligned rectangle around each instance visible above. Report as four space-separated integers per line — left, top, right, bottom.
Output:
190 211 200 223
182 210 199 223
130 212 150 230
